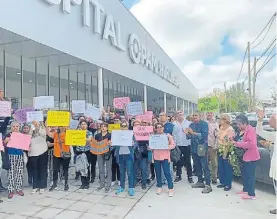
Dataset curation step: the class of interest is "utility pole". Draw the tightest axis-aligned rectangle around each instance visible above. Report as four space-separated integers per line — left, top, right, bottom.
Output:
252 57 257 110
247 41 252 112
224 82 227 112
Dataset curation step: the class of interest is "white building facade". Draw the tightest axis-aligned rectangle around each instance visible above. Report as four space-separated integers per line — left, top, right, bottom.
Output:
0 0 198 115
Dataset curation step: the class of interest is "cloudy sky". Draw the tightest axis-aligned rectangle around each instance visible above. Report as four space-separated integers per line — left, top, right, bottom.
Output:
122 0 276 100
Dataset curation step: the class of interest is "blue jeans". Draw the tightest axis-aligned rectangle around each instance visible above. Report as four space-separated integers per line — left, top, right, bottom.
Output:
118 154 134 189
134 158 148 185
218 155 233 188
192 153 211 185
242 161 257 196
154 159 173 189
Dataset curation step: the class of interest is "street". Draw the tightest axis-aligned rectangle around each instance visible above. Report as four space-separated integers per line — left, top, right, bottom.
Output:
0 167 275 219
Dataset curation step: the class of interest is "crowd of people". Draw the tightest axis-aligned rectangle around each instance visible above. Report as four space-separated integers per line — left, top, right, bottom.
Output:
0 94 276 214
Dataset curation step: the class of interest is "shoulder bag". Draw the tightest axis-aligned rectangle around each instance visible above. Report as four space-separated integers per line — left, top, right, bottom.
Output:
58 132 71 159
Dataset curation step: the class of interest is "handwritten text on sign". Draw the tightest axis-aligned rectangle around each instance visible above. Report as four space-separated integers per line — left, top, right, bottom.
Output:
133 126 153 141
149 134 169 150
126 102 143 116
90 139 109 155
65 130 86 146
136 114 152 123
198 97 218 112
26 111 44 122
113 97 130 109
0 101 11 117
47 111 70 127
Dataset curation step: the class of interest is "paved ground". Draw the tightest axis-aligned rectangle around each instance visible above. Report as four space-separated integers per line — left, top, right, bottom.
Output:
0 167 275 219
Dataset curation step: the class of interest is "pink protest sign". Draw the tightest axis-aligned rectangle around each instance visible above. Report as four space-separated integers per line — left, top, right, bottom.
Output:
0 101 11 117
0 134 3 151
7 132 31 151
145 111 153 117
14 107 34 123
113 97 130 109
133 126 154 141
136 114 152 123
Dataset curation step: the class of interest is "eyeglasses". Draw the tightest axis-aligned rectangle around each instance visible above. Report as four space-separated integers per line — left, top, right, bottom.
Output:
156 126 163 129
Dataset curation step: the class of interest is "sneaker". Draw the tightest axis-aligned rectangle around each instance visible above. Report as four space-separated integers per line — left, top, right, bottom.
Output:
0 185 6 192
0 199 3 203
217 184 225 188
192 182 205 188
224 186 231 191
202 185 212 194
188 177 194 184
79 185 85 190
146 179 151 185
168 189 174 197
115 187 124 195
212 180 217 185
105 187 111 193
90 179 95 184
31 189 38 194
118 181 121 186
270 209 277 214
237 191 247 195
96 185 105 191
128 188 135 196
49 184 58 192
150 175 155 181
39 189 45 194
8 192 14 199
142 184 147 190
64 184 69 191
17 190 24 196
156 188 162 195
241 194 256 200
83 185 89 191
111 181 116 187
174 177 181 183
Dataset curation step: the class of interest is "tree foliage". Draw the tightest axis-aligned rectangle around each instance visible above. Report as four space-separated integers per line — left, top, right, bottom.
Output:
204 83 249 113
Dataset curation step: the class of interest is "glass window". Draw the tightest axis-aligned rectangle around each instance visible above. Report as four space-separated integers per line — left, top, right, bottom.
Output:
69 69 78 105
37 61 48 96
22 57 35 108
103 80 108 107
92 74 98 105
77 72 85 100
85 72 91 104
108 80 113 106
6 53 21 110
49 64 59 109
0 50 4 93
60 67 69 110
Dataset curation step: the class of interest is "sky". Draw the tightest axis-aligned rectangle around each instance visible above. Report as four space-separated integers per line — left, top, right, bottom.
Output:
122 0 277 100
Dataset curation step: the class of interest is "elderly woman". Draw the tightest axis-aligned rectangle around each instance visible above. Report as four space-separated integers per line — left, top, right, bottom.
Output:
256 110 276 214
4 121 25 199
217 114 235 191
232 114 260 200
28 121 48 194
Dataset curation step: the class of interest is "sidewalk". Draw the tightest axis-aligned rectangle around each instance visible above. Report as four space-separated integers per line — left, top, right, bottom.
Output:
125 179 276 219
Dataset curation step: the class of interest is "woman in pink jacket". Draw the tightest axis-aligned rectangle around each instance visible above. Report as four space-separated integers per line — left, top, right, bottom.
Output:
150 123 175 197
233 115 260 200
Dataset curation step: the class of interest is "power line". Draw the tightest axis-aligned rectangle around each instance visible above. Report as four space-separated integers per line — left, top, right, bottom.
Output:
237 46 248 82
250 12 276 46
257 37 276 61
256 53 276 76
251 17 276 49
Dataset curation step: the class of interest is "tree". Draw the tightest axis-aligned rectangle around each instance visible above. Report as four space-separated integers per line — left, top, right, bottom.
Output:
203 83 249 113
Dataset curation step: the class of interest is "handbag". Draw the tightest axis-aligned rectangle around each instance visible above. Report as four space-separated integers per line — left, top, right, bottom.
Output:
197 144 207 157
58 132 71 159
100 133 111 161
170 146 181 163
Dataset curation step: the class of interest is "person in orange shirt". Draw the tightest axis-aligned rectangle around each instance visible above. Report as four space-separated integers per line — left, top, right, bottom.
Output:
49 127 71 192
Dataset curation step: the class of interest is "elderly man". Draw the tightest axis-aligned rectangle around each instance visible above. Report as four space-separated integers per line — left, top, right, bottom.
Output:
256 110 276 214
186 112 212 194
206 112 219 184
173 110 193 183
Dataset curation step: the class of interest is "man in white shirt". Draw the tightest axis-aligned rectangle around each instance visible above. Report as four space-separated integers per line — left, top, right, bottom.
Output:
172 110 193 183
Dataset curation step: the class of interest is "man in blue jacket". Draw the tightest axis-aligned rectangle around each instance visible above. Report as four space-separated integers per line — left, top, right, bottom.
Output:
186 112 212 194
